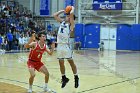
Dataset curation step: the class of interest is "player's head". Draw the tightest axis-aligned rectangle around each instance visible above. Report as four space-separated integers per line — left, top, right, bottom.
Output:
38 31 46 42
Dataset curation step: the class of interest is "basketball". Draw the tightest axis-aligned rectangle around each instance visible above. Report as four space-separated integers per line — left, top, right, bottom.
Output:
65 6 72 14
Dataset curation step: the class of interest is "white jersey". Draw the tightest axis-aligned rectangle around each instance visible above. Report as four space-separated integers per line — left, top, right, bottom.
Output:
57 21 70 44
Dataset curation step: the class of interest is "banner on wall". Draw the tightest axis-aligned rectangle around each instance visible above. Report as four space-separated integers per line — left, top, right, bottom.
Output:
93 0 122 2
40 0 50 16
93 0 122 10
65 0 75 8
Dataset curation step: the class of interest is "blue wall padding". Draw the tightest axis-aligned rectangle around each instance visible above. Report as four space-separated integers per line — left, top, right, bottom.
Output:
117 24 132 50
131 24 140 50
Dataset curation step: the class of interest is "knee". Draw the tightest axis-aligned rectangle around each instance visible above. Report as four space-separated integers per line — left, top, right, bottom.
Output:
30 74 35 78
45 72 49 77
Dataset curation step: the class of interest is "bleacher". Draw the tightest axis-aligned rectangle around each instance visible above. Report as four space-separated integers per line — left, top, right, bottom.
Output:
0 0 40 51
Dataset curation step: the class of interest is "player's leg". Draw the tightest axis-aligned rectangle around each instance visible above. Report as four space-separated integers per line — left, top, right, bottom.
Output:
39 65 49 83
59 59 65 75
39 65 51 92
67 59 77 74
28 68 36 93
65 44 79 88
67 59 79 88
57 45 66 75
59 59 69 88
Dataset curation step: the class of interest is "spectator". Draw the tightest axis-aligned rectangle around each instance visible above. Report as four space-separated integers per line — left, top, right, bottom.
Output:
46 32 51 47
6 30 13 51
47 24 52 31
1 36 7 50
18 34 24 51
98 41 104 51
0 34 2 49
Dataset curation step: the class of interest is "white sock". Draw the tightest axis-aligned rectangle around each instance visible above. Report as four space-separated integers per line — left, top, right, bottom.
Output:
45 83 48 88
62 74 65 76
74 73 78 76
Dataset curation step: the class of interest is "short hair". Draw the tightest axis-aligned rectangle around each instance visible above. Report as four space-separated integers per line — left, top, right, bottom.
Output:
35 31 46 40
38 31 46 38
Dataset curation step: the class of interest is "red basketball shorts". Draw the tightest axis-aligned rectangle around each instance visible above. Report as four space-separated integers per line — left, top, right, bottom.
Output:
27 60 44 71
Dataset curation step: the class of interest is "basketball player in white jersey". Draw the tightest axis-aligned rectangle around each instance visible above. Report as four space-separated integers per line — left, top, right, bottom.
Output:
53 6 79 88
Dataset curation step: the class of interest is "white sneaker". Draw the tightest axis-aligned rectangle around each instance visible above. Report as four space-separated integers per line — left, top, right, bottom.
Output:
28 89 32 93
44 87 52 93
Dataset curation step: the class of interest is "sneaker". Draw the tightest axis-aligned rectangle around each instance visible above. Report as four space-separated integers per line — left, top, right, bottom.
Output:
28 89 32 93
61 78 69 88
44 87 52 93
75 76 79 88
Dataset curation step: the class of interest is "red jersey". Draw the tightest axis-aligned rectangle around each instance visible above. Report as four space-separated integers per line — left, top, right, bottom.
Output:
28 42 46 62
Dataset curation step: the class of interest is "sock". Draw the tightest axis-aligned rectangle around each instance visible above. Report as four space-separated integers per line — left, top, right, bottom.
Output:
62 74 65 76
29 85 32 89
45 83 48 88
74 73 78 76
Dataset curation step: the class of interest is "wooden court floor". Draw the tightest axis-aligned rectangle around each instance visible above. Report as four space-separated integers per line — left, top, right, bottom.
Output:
0 50 140 93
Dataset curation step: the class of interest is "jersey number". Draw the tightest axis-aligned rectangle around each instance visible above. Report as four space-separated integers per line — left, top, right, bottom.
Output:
37 53 41 58
60 28 64 33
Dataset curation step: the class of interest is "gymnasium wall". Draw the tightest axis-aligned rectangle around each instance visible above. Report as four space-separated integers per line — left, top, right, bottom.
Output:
34 0 65 16
75 24 140 51
15 0 137 25
34 0 40 16
16 0 78 16
16 0 30 11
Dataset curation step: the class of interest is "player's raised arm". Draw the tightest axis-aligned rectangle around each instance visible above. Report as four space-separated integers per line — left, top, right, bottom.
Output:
53 10 65 23
24 32 36 48
69 6 75 32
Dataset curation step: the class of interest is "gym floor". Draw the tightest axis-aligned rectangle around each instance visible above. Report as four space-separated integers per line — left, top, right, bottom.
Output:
0 50 140 93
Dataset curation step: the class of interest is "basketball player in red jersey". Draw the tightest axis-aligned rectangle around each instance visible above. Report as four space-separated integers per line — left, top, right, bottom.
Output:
24 31 55 93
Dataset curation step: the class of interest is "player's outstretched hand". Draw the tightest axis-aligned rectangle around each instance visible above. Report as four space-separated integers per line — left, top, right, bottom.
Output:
51 42 55 49
31 31 36 41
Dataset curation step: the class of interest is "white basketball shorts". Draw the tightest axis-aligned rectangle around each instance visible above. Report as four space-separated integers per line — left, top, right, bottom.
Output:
57 44 73 59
